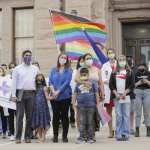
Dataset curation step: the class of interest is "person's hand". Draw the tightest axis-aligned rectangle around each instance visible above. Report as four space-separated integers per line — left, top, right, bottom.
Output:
136 80 143 86
84 81 91 87
53 90 60 98
115 93 120 100
100 94 105 102
143 78 149 85
47 96 55 101
119 94 125 100
11 97 17 102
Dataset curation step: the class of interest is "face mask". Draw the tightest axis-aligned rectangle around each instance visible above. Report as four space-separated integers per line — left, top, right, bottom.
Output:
80 62 84 67
23 56 32 65
37 80 43 84
108 53 115 59
80 75 88 81
139 68 145 73
85 59 93 66
119 61 126 67
59 58 67 65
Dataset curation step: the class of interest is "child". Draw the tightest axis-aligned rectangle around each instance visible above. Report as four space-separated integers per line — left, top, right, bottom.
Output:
32 74 52 142
72 67 99 144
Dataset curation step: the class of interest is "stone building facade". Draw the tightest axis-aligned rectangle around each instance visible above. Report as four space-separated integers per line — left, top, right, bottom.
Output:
0 0 150 74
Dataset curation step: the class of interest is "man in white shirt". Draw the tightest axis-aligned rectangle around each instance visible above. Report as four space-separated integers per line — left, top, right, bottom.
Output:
12 50 39 144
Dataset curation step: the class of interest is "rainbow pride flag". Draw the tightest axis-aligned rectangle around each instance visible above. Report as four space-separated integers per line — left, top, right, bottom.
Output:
66 40 101 67
50 10 107 44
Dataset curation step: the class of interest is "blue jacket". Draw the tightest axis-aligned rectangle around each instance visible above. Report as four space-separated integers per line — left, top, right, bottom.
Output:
49 67 72 101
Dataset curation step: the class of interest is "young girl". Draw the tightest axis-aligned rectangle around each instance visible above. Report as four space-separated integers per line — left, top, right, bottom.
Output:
32 74 52 142
109 55 134 141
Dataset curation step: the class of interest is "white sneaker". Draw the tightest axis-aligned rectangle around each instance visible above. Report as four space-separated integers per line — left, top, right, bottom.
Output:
10 135 15 141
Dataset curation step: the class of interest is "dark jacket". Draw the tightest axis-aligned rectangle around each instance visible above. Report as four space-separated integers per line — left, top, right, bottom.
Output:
135 70 150 90
109 69 135 99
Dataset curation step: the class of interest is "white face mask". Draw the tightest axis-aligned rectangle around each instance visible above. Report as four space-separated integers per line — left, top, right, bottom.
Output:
85 59 93 66
80 62 85 67
119 61 126 67
59 58 67 65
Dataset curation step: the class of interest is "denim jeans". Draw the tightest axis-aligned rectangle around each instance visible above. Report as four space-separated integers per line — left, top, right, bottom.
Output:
78 106 95 140
135 89 150 127
115 100 130 139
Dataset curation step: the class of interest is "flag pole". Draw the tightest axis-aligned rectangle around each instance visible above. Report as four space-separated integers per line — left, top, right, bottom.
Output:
82 28 109 64
81 27 108 52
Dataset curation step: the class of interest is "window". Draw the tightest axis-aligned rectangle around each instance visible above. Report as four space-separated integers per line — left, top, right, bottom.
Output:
14 8 34 63
0 10 2 54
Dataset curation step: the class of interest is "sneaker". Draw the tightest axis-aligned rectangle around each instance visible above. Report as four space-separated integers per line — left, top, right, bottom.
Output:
16 139 21 144
130 129 135 135
87 139 95 144
75 138 86 144
25 139 31 143
116 138 123 141
10 135 15 141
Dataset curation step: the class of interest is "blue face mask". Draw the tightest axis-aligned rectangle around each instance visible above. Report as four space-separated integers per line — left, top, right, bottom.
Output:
23 56 32 65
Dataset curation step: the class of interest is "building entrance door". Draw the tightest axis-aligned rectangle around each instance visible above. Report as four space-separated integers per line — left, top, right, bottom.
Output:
122 22 150 66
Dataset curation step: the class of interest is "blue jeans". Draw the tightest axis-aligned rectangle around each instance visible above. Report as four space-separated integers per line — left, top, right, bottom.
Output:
135 89 150 127
78 106 95 140
115 101 130 139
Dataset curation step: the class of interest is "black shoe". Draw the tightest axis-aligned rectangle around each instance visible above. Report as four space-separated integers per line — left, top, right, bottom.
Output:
135 127 140 137
53 137 58 143
62 137 68 143
122 135 129 141
147 126 150 137
25 139 31 143
70 123 76 128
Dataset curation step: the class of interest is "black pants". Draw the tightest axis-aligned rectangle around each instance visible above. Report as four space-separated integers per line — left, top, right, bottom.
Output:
16 91 35 140
8 109 15 135
51 99 71 138
0 107 7 134
69 104 75 124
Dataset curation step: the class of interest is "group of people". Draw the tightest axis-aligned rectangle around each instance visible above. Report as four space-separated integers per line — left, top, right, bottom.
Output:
0 47 150 144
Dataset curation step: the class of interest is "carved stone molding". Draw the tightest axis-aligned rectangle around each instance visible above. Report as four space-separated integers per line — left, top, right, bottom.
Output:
109 0 150 11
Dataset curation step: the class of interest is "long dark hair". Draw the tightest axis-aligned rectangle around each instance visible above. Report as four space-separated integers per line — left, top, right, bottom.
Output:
35 74 47 89
57 53 70 69
76 56 84 70
115 55 131 75
83 53 93 61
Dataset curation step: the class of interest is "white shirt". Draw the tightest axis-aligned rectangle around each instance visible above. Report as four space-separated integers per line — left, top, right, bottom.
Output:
12 63 40 97
101 62 112 104
116 70 126 94
70 69 77 93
